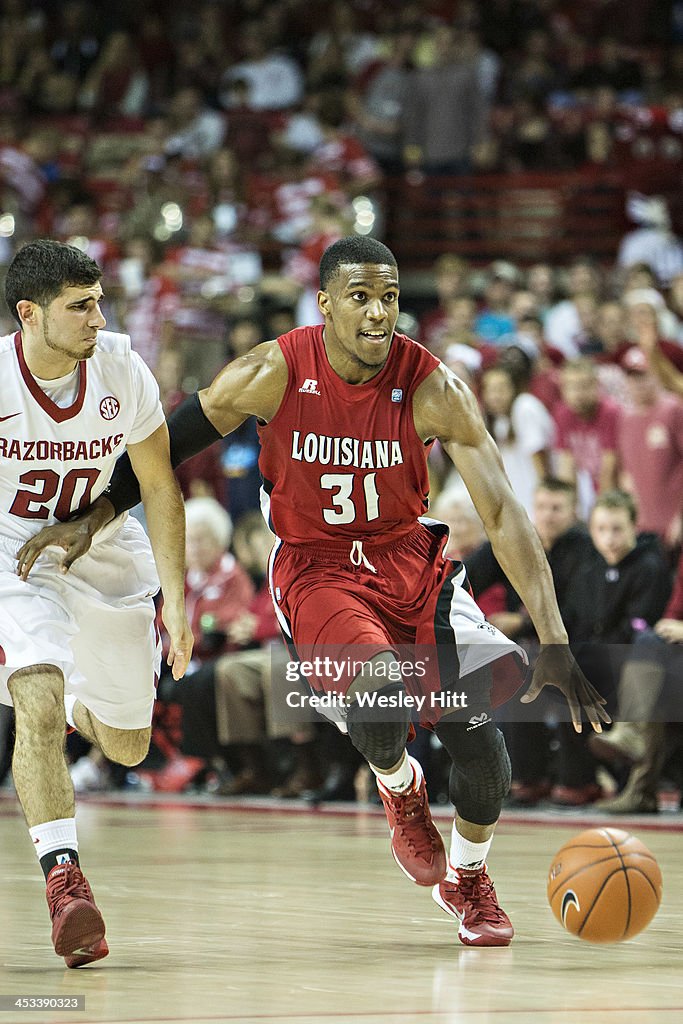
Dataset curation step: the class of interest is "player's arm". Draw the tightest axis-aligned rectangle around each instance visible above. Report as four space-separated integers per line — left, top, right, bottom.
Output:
16 342 288 577
102 339 287 517
127 423 193 679
414 364 609 732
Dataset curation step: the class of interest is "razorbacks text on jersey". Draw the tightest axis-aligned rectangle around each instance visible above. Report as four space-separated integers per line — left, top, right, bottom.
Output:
0 330 164 543
257 325 440 545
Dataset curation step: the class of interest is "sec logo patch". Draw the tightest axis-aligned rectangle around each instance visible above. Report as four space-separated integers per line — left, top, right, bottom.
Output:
100 396 120 420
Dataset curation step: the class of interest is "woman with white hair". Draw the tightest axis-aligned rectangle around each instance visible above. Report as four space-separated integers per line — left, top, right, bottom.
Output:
149 497 255 791
179 497 254 662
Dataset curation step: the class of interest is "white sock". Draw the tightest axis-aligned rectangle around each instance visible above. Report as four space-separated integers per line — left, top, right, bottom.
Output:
64 693 77 730
372 753 422 794
447 821 491 878
29 818 79 862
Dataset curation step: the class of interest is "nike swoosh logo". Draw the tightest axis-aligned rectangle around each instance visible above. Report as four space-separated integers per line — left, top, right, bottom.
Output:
0 412 20 422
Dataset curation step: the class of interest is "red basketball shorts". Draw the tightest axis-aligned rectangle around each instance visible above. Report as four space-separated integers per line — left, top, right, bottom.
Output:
268 521 526 727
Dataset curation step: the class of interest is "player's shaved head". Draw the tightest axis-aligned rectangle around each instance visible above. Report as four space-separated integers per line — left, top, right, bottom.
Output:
319 236 397 291
5 239 102 324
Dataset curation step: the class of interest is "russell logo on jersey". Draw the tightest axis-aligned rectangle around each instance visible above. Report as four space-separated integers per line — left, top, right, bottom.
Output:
298 379 321 396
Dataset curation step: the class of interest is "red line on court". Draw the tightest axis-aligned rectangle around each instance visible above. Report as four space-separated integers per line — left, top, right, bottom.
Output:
1 793 681 832
49 1007 683 1024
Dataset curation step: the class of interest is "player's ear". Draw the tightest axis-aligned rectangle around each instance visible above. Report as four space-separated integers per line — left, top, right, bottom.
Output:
317 289 330 317
16 300 36 325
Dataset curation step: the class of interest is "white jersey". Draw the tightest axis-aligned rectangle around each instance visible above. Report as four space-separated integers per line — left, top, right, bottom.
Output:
0 329 165 543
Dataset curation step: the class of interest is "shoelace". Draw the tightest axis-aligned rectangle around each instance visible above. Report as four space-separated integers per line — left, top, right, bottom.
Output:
448 871 507 924
386 786 441 856
47 866 92 917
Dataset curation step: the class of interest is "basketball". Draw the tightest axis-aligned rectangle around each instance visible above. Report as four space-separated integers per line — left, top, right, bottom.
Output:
547 828 663 943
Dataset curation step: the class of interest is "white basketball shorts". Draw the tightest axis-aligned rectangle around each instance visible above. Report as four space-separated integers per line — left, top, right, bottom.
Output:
0 515 161 729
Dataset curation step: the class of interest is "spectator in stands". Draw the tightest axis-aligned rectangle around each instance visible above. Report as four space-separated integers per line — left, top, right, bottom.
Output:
590 548 683 813
205 148 248 240
636 313 683 399
213 512 322 797
79 30 149 118
553 358 619 517
49 0 99 82
308 92 382 199
136 12 174 106
221 21 304 111
545 256 603 357
155 348 224 502
553 489 672 805
164 86 225 160
610 346 683 550
432 488 521 631
351 29 415 174
480 364 555 516
418 254 471 351
591 301 629 362
441 296 497 372
173 498 254 662
526 262 557 319
152 498 256 790
618 192 683 288
667 272 683 340
474 261 517 343
496 292 546 360
505 29 557 104
402 24 489 174
162 213 262 382
505 94 555 171
460 27 502 105
55 199 117 272
587 37 644 97
278 194 351 326
307 0 380 79
466 478 594 805
623 285 681 346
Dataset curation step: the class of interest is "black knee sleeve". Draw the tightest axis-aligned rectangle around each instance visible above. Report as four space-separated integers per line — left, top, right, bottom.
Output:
435 718 511 825
346 681 411 770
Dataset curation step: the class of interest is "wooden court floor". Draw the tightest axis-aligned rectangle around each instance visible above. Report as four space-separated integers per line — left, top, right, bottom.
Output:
1 798 682 1024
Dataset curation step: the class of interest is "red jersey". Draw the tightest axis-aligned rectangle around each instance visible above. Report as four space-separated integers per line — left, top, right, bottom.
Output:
258 325 440 545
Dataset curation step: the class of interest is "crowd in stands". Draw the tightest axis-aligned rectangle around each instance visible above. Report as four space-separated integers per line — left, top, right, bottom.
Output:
1 0 682 812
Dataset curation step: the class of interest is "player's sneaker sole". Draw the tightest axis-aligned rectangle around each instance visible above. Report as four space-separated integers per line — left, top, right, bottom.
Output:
64 936 109 969
52 899 106 957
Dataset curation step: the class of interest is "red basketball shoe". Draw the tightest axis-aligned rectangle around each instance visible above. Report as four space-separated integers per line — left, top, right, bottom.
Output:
377 760 446 886
432 866 514 946
46 862 108 967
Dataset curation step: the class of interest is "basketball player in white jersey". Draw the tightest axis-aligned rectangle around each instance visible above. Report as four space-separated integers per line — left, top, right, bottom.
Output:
0 240 193 967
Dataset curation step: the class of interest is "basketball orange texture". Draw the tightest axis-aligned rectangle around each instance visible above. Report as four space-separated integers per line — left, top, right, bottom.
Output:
547 827 662 943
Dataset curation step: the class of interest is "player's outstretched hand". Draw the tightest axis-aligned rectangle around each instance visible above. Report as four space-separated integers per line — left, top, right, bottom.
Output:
520 644 611 734
16 498 115 580
162 602 194 680
17 518 96 581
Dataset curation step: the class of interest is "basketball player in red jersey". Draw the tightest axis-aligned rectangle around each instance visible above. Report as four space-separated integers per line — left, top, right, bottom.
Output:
19 237 609 947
